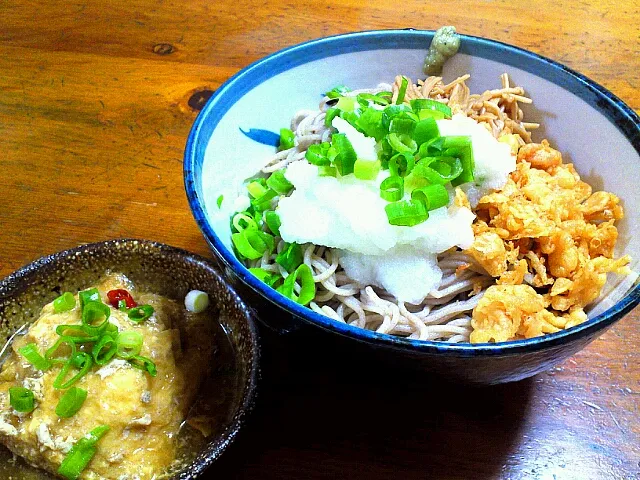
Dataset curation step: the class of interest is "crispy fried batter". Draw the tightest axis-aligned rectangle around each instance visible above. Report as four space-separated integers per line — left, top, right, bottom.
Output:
466 142 630 342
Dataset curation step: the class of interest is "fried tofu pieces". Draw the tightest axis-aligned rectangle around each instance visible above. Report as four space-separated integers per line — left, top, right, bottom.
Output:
467 141 630 342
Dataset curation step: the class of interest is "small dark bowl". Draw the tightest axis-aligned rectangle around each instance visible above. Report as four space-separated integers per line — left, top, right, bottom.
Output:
184 30 640 384
0 239 260 479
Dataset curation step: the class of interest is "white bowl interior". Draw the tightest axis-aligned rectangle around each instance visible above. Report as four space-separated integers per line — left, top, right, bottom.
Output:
201 42 640 319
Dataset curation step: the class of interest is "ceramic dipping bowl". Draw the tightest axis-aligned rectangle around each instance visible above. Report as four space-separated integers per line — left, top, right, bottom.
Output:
184 30 640 384
0 239 260 478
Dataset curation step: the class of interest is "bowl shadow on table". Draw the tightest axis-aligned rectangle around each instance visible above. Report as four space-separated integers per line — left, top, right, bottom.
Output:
211 326 535 480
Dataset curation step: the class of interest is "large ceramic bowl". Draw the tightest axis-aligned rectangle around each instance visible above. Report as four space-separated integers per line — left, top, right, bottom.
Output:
184 30 640 384
0 239 260 478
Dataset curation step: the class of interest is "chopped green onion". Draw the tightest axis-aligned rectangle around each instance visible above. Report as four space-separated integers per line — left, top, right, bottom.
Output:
129 355 157 377
264 210 281 236
81 301 110 332
411 184 450 211
385 199 429 226
355 108 387 141
115 331 143 359
92 334 117 365
380 176 405 202
276 264 316 306
324 107 341 127
18 343 51 371
184 290 210 313
249 268 282 287
78 289 100 310
250 188 278 211
58 425 110 480
356 92 390 106
389 152 415 177
318 165 337 177
396 76 409 104
53 352 92 389
127 305 154 323
9 387 35 413
266 169 293 195
387 133 417 154
275 243 303 272
53 292 76 313
246 180 268 199
232 229 275 260
335 96 356 112
413 117 440 146
55 325 100 343
45 337 77 365
382 104 413 128
278 128 295 151
305 142 331 166
232 212 258 232
413 156 463 184
410 98 452 119
117 300 127 310
354 159 381 180
331 133 357 176
389 116 416 135
55 387 87 418
325 85 351 99
216 194 224 208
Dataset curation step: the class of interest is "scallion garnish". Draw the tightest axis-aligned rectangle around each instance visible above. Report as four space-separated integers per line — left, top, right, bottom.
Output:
127 305 154 323
318 165 337 177
353 159 381 180
276 264 316 306
389 152 415 177
387 133 417 154
246 180 268 199
216 194 224 208
184 290 210 313
53 352 92 389
249 268 282 288
129 355 157 377
9 387 35 413
53 292 76 313
266 169 293 195
81 301 110 334
325 85 351 99
264 211 281 236
45 337 77 365
275 243 303 273
380 176 405 202
115 331 143 359
58 425 110 480
410 98 452 119
78 288 100 310
55 387 87 418
232 212 258 232
18 343 51 371
232 229 275 260
331 133 357 176
278 128 295 151
92 334 117 365
385 199 430 226
396 76 409 104
411 184 450 211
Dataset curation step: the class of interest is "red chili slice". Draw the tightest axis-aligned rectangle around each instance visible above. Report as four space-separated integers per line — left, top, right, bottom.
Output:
107 289 137 309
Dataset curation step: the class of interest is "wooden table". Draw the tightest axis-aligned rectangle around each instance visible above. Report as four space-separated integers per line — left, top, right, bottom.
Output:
1 1 638 478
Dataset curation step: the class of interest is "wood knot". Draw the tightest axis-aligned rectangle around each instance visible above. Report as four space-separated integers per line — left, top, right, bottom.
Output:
188 90 214 111
152 43 175 55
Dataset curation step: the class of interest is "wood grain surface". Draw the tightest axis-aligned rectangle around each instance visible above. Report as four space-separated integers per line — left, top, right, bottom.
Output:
0 0 638 478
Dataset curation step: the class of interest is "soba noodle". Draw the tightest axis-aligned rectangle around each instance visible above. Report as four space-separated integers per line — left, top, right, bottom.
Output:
250 74 539 342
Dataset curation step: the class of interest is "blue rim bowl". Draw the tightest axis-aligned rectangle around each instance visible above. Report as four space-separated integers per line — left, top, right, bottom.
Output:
184 30 640 383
